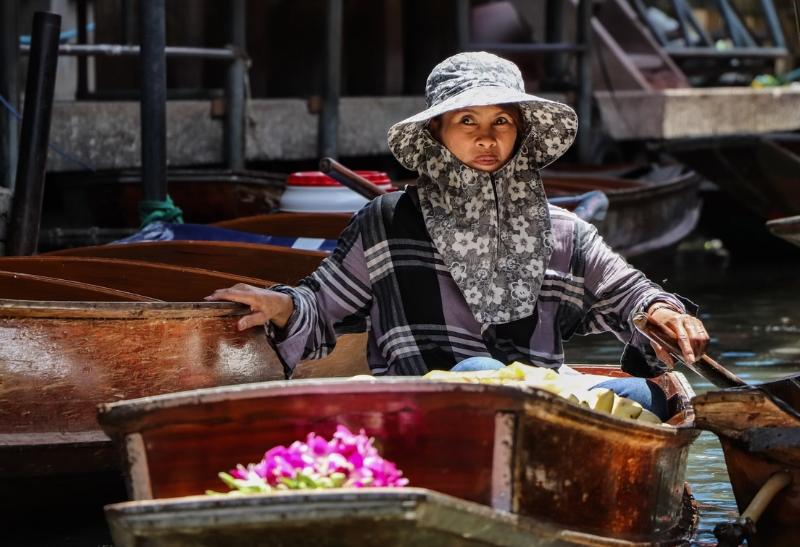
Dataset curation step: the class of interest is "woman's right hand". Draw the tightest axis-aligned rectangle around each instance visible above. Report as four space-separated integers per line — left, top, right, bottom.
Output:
204 284 294 331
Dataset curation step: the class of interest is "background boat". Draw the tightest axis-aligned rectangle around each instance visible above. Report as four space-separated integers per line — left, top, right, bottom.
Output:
766 215 800 248
692 376 800 547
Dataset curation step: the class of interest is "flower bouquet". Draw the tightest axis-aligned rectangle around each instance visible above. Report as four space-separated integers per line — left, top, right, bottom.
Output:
209 425 408 495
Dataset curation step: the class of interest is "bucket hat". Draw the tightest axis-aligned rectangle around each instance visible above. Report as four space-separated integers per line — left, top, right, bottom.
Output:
388 51 577 171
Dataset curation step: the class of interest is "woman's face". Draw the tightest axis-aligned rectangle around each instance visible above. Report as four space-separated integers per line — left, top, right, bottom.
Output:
429 105 519 172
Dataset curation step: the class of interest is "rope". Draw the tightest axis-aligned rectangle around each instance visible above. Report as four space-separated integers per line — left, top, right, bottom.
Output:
0 92 96 172
138 195 184 227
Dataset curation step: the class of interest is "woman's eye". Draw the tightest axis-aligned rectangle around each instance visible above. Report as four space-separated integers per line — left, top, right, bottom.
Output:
460 116 475 125
495 117 509 125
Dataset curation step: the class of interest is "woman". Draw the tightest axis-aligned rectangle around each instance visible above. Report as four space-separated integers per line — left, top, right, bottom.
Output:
207 52 708 419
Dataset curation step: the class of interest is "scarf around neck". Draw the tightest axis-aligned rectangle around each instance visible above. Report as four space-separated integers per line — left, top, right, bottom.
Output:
388 103 577 325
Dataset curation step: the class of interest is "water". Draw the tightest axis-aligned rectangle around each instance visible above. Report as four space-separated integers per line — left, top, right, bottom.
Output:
563 256 800 544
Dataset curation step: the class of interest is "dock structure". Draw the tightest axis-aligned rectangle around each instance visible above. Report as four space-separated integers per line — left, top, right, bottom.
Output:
0 0 799 251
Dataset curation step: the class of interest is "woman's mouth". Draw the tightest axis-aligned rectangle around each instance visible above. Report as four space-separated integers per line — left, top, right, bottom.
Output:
473 155 499 166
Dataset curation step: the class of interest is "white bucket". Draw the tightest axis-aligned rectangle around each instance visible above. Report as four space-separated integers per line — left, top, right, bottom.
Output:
279 171 393 213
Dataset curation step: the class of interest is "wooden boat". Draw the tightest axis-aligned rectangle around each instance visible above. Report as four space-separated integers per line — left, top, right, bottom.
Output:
98 370 699 544
0 256 274 302
0 300 285 478
692 376 800 547
204 168 701 258
44 240 327 284
43 168 284 228
541 167 702 256
213 211 352 240
104 487 692 547
0 270 158 302
766 215 800 248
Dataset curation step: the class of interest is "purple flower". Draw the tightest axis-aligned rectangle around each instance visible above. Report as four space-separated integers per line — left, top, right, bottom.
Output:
213 425 408 495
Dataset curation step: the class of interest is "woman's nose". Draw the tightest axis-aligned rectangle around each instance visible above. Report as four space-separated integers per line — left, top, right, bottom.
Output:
476 132 497 148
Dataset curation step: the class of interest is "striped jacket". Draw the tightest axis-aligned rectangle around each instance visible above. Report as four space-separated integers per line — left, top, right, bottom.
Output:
272 190 691 377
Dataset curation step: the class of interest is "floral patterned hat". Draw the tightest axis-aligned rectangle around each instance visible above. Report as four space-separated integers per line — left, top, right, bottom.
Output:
388 51 577 170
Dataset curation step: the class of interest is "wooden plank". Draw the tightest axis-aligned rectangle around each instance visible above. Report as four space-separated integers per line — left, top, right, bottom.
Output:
44 241 326 284
213 212 351 239
0 270 157 302
0 256 273 302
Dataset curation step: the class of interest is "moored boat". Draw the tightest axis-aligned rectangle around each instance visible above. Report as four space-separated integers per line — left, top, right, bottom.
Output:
0 256 273 301
766 215 800 248
98 370 699 544
0 300 285 479
44 240 327 284
542 167 702 256
692 376 800 547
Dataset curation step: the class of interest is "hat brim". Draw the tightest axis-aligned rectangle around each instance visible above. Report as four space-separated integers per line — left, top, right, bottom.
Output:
392 85 570 126
388 85 578 170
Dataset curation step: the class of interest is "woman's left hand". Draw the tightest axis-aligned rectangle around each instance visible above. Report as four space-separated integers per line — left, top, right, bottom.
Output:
646 304 709 367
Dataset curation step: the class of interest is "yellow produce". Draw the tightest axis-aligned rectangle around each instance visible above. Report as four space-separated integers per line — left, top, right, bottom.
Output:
419 362 663 425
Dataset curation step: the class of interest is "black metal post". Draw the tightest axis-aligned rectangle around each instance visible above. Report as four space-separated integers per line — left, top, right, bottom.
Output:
576 0 593 164
225 0 246 171
318 0 342 160
455 0 470 51
139 0 167 203
76 0 88 98
1 0 19 190
545 0 566 82
7 12 61 256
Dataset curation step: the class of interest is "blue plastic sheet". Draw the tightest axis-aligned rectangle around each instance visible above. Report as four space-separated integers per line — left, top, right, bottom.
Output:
114 221 338 252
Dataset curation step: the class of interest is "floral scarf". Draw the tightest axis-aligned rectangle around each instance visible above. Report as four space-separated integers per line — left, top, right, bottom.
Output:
388 102 578 325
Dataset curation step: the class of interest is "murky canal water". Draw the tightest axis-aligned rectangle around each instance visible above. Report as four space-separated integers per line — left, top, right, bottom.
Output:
564 254 800 545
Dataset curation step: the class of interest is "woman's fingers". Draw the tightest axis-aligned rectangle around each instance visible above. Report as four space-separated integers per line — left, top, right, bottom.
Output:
672 320 696 364
204 286 261 305
650 339 674 368
237 311 269 331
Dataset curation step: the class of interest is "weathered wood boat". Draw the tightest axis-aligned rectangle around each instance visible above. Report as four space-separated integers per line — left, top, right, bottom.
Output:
0 256 277 302
44 240 327 284
0 300 285 478
43 168 285 228
766 215 800 248
0 270 158 302
98 369 699 545
692 376 800 547
104 487 689 547
541 167 702 256
213 211 352 239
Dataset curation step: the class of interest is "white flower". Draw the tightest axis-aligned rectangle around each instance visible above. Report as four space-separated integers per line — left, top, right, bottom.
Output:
464 199 481 221
526 258 544 277
474 236 491 255
511 232 534 254
509 216 529 232
507 179 528 201
510 280 532 301
449 262 468 283
451 231 477 254
491 286 505 305
463 286 483 305
515 155 530 171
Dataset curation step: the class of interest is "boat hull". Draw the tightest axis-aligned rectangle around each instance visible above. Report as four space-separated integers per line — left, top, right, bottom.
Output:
0 301 285 479
98 373 698 542
693 376 800 546
766 215 800 248
104 488 695 547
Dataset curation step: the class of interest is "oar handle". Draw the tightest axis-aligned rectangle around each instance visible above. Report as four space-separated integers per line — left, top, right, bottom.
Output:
632 312 746 388
319 157 388 200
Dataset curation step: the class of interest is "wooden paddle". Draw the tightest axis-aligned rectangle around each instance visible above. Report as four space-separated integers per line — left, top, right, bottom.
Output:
319 157 388 200
632 312 745 389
